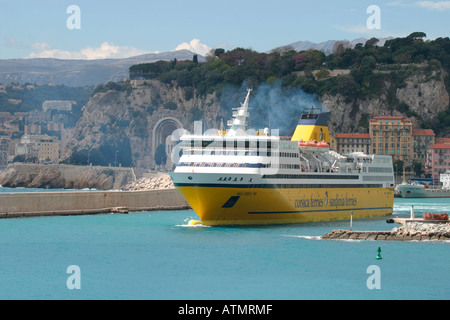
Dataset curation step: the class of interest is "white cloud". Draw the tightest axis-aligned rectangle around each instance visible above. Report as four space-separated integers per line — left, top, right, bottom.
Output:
416 1 450 10
386 1 410 7
388 0 450 9
26 42 148 60
174 39 211 56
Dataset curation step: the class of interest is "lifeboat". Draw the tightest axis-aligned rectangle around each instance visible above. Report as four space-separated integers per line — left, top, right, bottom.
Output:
316 141 330 148
298 140 314 147
424 212 449 220
424 212 432 220
298 140 329 149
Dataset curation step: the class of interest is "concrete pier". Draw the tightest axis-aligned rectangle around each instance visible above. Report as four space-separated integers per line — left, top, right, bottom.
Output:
0 188 190 218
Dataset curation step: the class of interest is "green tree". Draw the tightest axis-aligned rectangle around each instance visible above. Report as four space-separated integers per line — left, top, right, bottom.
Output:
214 48 225 57
413 161 423 177
365 37 380 47
302 49 326 70
408 32 427 40
315 69 330 80
393 159 404 176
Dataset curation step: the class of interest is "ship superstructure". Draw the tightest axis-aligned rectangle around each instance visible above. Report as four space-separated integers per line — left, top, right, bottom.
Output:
170 89 394 225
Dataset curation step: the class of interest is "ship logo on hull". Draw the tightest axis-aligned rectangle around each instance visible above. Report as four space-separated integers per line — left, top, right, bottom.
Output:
222 196 241 208
294 192 357 209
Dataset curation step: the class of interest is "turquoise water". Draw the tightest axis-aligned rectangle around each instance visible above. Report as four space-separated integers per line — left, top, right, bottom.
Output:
0 188 449 300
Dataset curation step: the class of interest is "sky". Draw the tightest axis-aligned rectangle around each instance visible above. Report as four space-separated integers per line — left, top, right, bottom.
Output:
0 0 449 60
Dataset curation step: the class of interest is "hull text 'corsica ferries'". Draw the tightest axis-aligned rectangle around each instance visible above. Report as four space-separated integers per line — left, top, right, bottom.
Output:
170 89 395 225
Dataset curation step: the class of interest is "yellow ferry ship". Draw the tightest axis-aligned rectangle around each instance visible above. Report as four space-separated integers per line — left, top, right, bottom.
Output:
170 89 394 225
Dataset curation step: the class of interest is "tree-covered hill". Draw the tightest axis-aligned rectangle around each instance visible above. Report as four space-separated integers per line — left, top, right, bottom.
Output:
129 32 450 134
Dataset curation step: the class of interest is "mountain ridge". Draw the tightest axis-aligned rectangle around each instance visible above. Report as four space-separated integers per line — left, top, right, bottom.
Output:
0 49 204 87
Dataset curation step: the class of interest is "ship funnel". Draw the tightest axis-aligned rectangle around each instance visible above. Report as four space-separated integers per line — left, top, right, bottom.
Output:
290 108 331 143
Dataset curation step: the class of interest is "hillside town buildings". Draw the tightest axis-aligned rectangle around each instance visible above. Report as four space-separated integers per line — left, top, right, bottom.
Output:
336 116 446 181
0 100 77 165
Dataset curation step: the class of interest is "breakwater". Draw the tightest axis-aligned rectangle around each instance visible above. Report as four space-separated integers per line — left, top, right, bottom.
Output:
0 188 189 218
322 221 450 241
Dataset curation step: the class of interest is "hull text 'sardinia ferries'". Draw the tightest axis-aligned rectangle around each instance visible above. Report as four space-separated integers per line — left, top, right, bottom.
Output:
170 89 395 225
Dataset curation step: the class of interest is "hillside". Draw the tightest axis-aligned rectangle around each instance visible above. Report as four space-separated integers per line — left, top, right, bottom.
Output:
0 38 392 88
129 33 450 133
60 33 450 168
0 83 92 114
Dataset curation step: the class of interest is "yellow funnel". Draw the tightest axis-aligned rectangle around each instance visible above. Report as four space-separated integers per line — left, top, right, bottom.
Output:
291 110 331 143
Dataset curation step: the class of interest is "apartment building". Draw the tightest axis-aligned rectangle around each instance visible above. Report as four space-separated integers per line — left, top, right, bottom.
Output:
412 129 435 163
42 100 73 112
369 116 413 162
15 134 59 163
335 133 370 154
0 137 9 168
426 143 450 181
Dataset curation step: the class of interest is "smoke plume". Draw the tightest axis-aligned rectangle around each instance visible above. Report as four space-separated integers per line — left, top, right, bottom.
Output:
220 81 326 136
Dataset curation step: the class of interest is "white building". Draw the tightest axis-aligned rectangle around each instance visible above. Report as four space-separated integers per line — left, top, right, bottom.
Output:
15 134 60 163
42 100 74 113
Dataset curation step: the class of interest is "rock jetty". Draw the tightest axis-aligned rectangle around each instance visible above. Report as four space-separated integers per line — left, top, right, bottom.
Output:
322 222 450 241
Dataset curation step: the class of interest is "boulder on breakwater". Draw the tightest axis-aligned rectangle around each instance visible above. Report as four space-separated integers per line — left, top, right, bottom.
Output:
122 173 174 191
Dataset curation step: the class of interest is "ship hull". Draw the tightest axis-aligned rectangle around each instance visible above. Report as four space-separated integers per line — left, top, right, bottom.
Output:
175 183 394 225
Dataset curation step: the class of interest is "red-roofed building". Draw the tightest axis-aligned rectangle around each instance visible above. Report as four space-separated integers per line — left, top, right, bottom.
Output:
335 133 370 154
412 129 435 164
435 137 450 144
427 143 450 181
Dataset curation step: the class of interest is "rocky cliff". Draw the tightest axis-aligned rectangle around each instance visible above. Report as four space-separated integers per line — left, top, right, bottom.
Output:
323 68 449 133
0 164 135 190
60 79 224 169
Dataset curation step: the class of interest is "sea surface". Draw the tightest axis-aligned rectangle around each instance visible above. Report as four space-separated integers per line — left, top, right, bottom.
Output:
0 186 449 300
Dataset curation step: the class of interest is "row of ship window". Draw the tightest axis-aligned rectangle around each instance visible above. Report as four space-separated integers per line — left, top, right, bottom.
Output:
178 162 300 168
262 174 359 180
186 151 298 157
178 162 262 168
178 162 392 176
213 183 384 189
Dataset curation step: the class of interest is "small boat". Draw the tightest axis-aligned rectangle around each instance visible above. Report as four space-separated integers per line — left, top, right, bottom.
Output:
395 172 450 198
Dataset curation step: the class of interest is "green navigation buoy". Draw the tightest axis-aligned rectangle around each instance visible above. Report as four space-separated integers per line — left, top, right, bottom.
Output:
375 247 382 260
